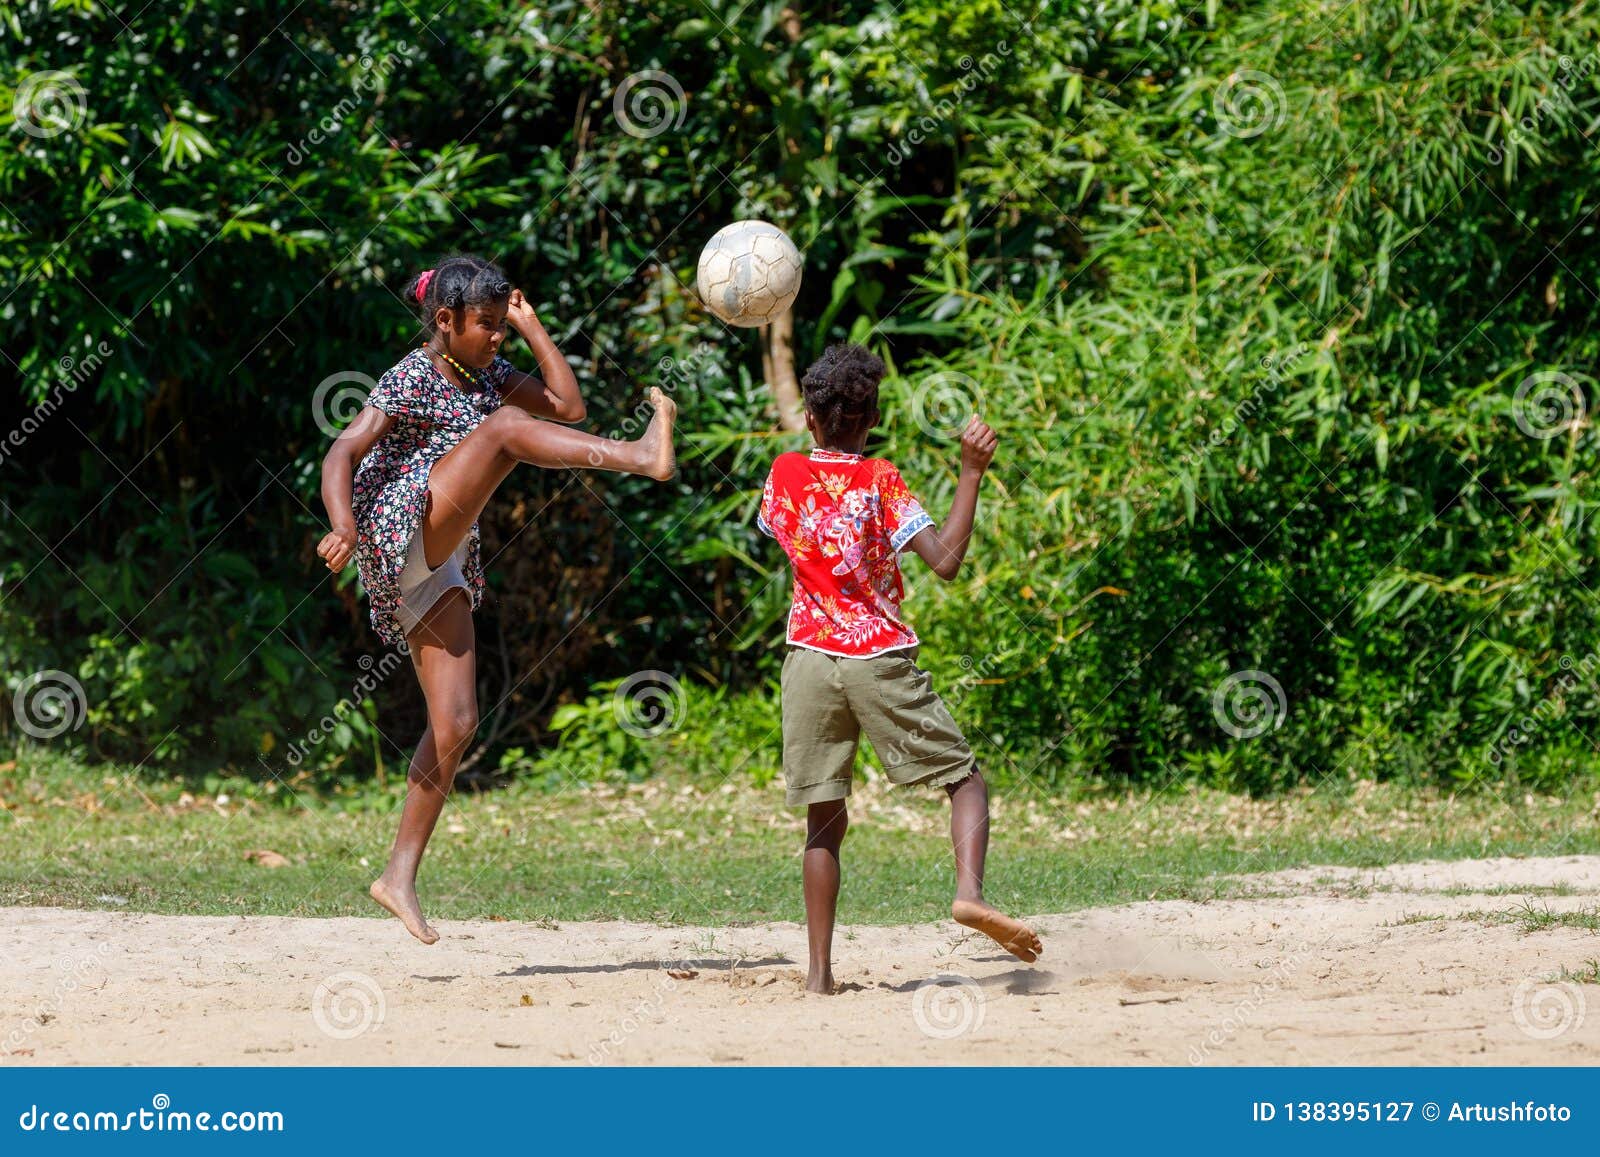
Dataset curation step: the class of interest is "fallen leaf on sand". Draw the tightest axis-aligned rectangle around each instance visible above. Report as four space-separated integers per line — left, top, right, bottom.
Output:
667 969 698 980
243 850 289 869
493 1041 521 1049
520 994 535 1006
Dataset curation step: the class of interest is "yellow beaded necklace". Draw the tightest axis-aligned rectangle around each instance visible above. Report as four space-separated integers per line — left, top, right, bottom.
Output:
427 345 486 392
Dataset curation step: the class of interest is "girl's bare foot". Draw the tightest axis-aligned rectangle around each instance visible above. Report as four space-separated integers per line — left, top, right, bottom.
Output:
636 387 677 481
369 876 439 945
951 898 1042 962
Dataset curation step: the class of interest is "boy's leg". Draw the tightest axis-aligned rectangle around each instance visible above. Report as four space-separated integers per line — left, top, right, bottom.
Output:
782 648 860 994
947 764 989 903
803 799 848 994
845 651 1043 962
946 768 1042 962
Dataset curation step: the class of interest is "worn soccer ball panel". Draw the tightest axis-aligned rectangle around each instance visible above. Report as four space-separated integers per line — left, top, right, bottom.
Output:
695 220 804 327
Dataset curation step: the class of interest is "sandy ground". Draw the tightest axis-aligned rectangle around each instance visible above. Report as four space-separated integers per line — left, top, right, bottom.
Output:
4 855 1600 1066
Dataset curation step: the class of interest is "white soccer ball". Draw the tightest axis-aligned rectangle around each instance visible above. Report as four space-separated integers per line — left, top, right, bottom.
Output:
695 220 803 327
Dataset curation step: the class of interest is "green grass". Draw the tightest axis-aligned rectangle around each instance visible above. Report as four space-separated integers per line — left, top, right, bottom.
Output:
1428 883 1581 898
1558 960 1600 985
4 749 1600 925
1466 901 1600 934
1385 911 1451 927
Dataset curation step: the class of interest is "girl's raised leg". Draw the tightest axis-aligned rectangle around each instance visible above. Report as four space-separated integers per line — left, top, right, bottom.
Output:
368 587 478 944
418 388 676 568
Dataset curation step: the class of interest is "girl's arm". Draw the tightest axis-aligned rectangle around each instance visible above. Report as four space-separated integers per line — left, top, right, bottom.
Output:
316 406 394 572
906 416 998 582
499 289 587 423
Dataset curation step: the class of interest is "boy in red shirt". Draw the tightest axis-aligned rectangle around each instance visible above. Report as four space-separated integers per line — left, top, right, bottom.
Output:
758 343 1043 993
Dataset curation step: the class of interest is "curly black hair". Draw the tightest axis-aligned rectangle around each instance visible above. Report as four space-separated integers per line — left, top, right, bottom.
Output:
402 254 512 336
800 343 885 443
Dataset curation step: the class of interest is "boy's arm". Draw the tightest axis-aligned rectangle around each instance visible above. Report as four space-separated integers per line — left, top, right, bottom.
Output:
906 416 998 582
499 289 587 423
316 406 394 573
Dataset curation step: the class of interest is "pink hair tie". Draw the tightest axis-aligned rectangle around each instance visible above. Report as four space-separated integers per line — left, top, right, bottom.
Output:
414 269 435 303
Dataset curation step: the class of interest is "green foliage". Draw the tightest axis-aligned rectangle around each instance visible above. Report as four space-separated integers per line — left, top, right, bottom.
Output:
511 677 783 790
4 0 1600 794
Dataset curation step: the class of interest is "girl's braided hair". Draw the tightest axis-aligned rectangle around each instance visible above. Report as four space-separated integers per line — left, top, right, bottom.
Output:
800 343 885 442
403 254 512 336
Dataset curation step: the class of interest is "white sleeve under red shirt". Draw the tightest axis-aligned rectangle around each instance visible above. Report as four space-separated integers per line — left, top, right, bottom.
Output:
757 447 936 658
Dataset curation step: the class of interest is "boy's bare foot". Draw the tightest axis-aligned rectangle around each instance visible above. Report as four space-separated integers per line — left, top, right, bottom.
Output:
805 970 837 995
369 877 439 945
951 898 1042 962
637 387 677 481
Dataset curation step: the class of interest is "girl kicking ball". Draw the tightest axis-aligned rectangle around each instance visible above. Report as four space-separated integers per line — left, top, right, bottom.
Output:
316 254 676 944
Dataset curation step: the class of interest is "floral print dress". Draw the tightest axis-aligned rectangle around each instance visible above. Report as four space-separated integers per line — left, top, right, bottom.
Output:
352 347 517 647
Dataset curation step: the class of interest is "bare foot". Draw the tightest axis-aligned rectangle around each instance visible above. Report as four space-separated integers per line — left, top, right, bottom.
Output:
369 877 439 945
636 387 677 481
805 969 837 995
952 898 1042 962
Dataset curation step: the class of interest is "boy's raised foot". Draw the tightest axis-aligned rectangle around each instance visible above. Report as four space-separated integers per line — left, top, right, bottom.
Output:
951 898 1042 963
369 876 440 945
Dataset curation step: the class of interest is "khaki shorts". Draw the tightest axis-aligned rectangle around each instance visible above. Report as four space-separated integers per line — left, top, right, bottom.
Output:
781 645 976 807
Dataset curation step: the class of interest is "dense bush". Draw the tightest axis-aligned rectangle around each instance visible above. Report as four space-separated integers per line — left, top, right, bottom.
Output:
3 0 1599 793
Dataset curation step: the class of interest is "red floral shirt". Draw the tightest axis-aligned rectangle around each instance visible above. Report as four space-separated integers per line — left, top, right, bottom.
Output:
351 348 517 647
757 449 935 657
